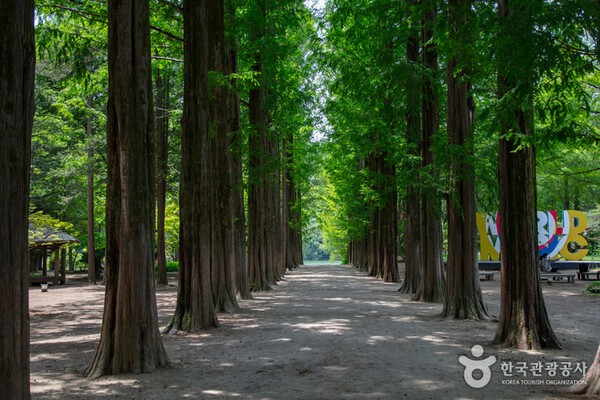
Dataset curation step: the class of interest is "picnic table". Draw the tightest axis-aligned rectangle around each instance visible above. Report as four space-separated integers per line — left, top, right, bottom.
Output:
540 272 576 284
478 271 494 281
577 270 600 281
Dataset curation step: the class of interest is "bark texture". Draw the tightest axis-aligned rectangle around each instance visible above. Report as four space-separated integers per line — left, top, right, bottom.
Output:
88 0 168 378
168 0 219 332
442 0 490 320
492 0 560 350
0 1 34 397
569 343 600 395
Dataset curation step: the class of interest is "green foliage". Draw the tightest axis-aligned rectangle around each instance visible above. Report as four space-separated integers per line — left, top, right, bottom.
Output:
584 281 600 296
156 261 178 273
585 206 600 257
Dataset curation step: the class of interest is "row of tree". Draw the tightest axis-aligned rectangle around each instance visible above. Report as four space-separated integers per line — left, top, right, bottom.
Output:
2 0 315 396
317 0 599 394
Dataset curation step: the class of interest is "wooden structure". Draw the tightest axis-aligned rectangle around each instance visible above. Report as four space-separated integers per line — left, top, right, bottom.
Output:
29 224 78 285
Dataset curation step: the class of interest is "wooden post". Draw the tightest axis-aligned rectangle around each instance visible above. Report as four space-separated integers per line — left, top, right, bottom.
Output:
53 248 60 285
42 250 47 277
61 247 67 284
68 246 74 272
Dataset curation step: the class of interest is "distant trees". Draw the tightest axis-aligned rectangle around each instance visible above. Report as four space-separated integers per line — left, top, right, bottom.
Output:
0 1 35 397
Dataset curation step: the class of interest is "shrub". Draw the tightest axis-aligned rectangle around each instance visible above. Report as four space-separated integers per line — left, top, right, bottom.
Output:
584 281 600 296
166 261 178 272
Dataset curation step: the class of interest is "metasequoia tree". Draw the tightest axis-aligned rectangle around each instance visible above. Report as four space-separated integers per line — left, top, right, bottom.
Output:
283 134 304 270
155 69 169 286
399 3 421 294
413 5 445 303
87 95 96 285
167 0 219 332
227 45 252 299
208 0 238 312
247 0 284 291
492 0 560 349
441 0 490 319
88 0 168 377
0 1 34 397
365 140 399 282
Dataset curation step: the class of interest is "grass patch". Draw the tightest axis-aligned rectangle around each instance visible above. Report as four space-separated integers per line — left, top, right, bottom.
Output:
583 281 600 296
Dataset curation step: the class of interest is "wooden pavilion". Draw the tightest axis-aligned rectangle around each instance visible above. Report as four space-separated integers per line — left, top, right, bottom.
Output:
29 224 79 285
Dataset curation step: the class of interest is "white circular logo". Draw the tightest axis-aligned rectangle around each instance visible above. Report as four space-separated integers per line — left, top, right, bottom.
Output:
459 345 497 389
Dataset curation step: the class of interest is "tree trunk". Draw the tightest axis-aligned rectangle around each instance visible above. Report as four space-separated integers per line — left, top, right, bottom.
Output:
248 0 278 291
379 151 399 283
248 60 271 291
69 247 75 272
87 0 169 378
227 47 252 299
0 1 34 397
167 0 219 333
442 0 490 320
284 134 303 270
569 343 600 395
399 17 421 295
155 68 169 286
208 0 238 313
493 0 560 350
413 6 445 303
87 95 96 285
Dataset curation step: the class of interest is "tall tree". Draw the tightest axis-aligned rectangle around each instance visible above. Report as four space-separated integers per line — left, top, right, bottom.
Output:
492 0 560 350
155 68 169 286
413 4 445 303
0 1 35 397
283 134 304 270
227 47 252 299
247 0 281 291
87 95 96 285
87 0 169 377
208 0 239 312
166 0 219 332
399 6 422 294
442 0 490 319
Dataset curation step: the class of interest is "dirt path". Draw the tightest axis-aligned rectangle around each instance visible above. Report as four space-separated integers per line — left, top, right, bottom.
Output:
29 264 600 399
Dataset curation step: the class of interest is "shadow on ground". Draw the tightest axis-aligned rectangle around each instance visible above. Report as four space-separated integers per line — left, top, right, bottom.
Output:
29 264 599 399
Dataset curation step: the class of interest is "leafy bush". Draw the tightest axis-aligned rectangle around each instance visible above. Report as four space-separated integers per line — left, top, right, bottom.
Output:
166 261 178 272
155 261 178 273
584 281 600 296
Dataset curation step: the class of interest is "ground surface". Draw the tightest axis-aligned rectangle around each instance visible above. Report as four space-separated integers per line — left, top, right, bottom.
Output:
29 264 600 400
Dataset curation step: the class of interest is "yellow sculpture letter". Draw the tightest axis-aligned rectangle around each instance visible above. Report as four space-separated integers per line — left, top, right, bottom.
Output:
559 210 588 260
476 213 500 261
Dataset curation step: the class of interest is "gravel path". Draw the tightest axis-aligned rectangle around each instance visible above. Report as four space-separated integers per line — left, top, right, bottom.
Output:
29 264 599 399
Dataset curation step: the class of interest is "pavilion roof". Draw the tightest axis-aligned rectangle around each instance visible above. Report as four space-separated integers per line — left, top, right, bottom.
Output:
28 223 79 249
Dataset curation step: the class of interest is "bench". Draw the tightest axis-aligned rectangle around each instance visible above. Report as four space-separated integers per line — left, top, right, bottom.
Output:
540 272 576 284
577 271 600 281
479 271 494 281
